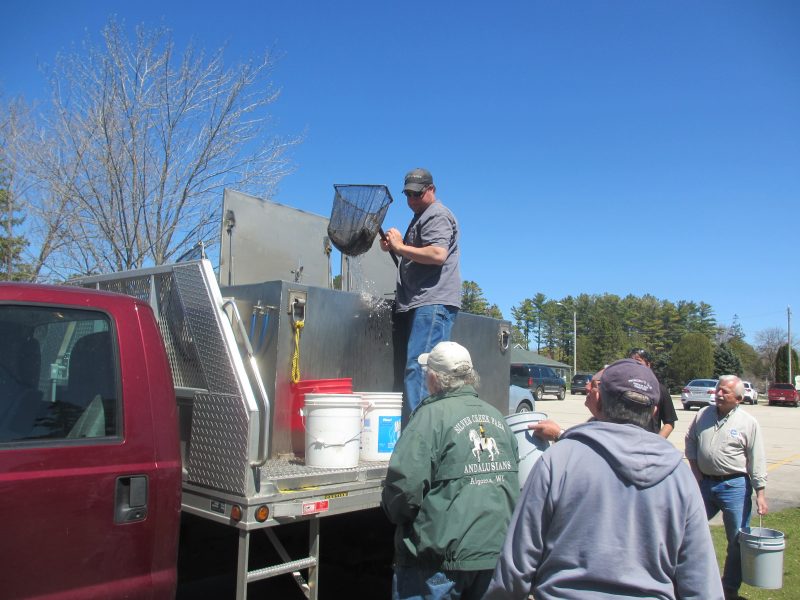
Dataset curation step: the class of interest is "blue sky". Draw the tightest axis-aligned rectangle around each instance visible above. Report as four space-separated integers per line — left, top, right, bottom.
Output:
2 1 798 344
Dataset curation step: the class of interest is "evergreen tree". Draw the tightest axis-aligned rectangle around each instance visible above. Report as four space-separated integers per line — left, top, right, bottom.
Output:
0 164 32 281
508 291 725 376
729 314 746 340
727 337 760 378
510 298 536 349
652 351 676 392
531 293 547 353
660 300 683 352
714 342 743 377
669 333 714 384
461 280 487 314
485 303 504 320
539 300 561 359
774 344 799 384
697 302 717 339
461 281 504 319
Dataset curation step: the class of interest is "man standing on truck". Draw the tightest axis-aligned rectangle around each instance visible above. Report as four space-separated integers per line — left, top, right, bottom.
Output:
381 168 461 417
381 341 518 600
485 359 723 600
685 375 768 600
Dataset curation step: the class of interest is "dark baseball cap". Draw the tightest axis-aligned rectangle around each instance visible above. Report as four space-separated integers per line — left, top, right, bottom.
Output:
600 358 659 406
404 168 433 193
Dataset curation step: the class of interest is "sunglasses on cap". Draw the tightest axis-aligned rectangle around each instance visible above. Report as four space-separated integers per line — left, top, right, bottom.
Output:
629 348 653 363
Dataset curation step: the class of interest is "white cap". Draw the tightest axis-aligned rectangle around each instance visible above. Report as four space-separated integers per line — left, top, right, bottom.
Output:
418 341 473 375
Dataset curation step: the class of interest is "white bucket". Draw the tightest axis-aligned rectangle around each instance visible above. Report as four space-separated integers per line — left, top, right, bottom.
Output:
302 394 363 469
740 527 785 589
504 411 550 490
358 392 403 461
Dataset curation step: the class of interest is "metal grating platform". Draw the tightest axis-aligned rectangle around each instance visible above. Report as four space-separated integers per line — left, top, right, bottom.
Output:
258 456 388 494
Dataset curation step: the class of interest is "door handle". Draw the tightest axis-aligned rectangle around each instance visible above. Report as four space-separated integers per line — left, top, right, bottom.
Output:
115 475 148 523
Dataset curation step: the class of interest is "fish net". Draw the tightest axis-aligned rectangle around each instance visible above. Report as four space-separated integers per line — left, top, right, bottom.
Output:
328 184 393 257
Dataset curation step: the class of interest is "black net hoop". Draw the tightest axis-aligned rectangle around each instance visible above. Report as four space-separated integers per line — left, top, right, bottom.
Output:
328 184 393 257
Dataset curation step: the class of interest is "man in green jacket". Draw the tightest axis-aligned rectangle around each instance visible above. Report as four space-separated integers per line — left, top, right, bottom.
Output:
381 341 519 600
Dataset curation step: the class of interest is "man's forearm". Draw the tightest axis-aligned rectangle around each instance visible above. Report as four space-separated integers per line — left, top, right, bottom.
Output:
394 243 446 265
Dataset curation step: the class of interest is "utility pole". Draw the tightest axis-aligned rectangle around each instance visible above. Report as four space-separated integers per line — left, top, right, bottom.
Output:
789 306 793 384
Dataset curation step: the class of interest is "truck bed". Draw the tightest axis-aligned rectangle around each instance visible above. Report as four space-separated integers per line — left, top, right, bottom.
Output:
182 456 389 529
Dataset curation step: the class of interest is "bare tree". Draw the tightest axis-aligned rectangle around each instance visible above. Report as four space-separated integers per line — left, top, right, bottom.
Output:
754 327 796 382
21 19 299 279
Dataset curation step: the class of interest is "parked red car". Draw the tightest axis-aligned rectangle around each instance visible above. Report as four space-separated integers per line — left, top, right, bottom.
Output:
767 383 799 407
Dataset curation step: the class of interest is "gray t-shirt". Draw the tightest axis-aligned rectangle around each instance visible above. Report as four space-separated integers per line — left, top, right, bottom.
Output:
395 201 461 312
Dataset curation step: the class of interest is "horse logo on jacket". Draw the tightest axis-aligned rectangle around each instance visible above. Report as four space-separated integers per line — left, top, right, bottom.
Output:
468 427 500 462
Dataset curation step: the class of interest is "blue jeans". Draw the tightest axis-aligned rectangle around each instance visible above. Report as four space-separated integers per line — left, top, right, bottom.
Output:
700 475 752 593
393 567 492 600
403 304 458 415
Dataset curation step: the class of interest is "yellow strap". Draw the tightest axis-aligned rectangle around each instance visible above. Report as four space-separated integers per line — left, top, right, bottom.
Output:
291 320 304 383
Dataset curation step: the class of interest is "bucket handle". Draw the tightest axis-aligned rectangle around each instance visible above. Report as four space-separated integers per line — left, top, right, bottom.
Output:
757 514 764 549
747 514 775 549
518 446 546 462
299 406 364 448
308 431 362 448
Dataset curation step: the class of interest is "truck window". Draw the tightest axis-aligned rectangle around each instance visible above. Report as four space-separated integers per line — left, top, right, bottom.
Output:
0 305 119 444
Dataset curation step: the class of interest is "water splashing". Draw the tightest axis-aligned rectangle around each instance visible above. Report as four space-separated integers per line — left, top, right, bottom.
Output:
346 255 392 321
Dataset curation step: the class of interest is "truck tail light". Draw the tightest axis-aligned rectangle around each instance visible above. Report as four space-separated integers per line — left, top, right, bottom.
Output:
230 505 243 522
528 377 533 387
255 505 269 522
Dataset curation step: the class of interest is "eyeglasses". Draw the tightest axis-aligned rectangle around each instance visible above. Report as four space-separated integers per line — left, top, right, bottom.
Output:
403 187 427 199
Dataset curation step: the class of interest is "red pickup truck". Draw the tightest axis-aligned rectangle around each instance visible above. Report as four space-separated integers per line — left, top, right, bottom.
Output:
0 282 182 599
0 259 512 599
767 382 799 407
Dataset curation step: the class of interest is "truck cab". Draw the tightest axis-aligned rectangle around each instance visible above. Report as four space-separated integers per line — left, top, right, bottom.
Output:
0 283 181 599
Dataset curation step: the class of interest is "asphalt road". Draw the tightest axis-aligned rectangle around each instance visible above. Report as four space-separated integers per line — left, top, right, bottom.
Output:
537 393 800 519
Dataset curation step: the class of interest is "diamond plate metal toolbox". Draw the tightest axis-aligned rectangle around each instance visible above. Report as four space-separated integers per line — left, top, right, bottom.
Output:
71 260 267 496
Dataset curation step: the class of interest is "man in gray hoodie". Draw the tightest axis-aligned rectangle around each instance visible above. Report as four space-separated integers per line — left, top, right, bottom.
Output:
485 358 723 600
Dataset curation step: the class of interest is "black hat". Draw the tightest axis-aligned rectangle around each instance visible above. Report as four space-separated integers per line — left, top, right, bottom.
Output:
403 168 433 193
